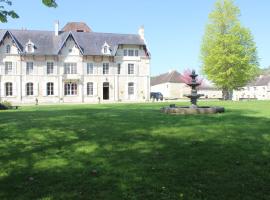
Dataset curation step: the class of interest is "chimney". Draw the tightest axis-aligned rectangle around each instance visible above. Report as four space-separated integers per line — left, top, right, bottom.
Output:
54 20 59 36
138 25 145 41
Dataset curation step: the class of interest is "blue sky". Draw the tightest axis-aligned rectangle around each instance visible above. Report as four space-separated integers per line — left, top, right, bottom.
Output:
1 0 270 75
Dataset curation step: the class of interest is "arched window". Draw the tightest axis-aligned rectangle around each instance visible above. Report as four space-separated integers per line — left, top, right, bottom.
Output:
6 45 11 54
64 82 77 95
5 82 12 96
26 83 34 96
47 82 54 96
87 82 93 96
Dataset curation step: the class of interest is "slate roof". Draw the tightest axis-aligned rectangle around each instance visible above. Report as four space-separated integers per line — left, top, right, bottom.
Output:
247 75 270 86
151 70 184 86
0 26 147 56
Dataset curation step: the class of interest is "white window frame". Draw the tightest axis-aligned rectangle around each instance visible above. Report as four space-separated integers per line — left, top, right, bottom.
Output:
26 82 34 96
47 62 54 75
123 49 139 57
64 82 78 96
5 62 12 75
6 45 11 54
5 82 12 96
26 62 34 75
87 63 94 74
64 63 77 74
87 82 94 96
128 82 134 95
103 63 109 75
47 82 54 96
128 63 134 75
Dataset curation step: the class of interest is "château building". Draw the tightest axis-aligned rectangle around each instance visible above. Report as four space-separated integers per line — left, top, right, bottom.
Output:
0 22 150 104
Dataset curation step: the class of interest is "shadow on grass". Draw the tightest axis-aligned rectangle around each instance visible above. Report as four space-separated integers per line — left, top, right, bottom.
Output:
0 105 270 200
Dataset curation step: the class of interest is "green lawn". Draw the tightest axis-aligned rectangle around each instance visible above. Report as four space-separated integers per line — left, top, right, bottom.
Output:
0 101 270 200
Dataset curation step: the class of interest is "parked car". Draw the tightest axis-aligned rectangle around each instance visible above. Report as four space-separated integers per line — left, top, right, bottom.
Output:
150 92 164 101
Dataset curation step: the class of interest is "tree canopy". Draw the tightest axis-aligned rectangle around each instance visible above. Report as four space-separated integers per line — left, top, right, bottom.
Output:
201 0 259 99
0 0 57 23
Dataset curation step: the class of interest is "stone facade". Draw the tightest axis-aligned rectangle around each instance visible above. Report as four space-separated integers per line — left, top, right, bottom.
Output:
0 23 150 104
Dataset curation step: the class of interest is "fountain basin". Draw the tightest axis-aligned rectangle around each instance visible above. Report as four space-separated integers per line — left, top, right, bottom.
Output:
161 105 225 115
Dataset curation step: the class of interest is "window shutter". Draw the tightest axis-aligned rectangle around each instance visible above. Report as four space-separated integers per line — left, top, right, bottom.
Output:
44 64 47 75
42 82 47 96
34 83 38 96
13 82 17 97
0 82 4 96
22 83 26 97
94 82 98 96
84 82 88 96
53 82 59 96
12 62 17 75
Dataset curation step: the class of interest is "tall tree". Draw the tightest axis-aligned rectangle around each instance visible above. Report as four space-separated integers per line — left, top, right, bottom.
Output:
201 0 259 100
0 0 57 23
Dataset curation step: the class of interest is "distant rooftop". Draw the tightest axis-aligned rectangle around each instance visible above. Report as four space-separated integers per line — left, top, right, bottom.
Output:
62 22 92 32
151 70 184 86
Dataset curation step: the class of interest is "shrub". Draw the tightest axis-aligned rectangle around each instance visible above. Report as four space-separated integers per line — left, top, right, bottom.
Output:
0 101 12 110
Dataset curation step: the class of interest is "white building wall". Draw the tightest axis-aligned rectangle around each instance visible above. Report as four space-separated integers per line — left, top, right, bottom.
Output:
0 39 150 104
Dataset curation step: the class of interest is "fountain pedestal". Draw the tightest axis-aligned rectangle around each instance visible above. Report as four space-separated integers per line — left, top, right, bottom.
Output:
161 70 225 115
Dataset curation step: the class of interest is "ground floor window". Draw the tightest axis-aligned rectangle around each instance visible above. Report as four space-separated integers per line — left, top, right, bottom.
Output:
26 82 34 96
128 82 134 95
5 82 12 96
47 82 54 96
64 82 77 95
87 82 94 96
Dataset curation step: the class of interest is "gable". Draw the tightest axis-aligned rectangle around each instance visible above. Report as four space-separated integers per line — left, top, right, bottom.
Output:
58 33 83 56
0 31 22 54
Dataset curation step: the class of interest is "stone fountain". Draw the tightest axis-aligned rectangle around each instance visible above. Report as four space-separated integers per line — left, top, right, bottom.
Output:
161 70 225 114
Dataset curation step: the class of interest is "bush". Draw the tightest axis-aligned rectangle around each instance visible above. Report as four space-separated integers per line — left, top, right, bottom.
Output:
0 101 12 110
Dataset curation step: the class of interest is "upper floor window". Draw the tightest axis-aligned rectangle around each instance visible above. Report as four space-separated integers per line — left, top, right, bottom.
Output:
64 82 77 96
5 82 12 96
103 63 109 74
5 62 12 75
87 63 94 74
26 82 34 96
87 82 94 96
47 82 54 96
6 45 11 54
26 62 34 75
47 62 54 75
64 63 77 74
128 64 134 75
117 63 121 75
124 49 139 57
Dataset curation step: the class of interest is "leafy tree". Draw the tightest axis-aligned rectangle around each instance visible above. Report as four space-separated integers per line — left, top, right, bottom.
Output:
201 0 259 100
0 0 57 23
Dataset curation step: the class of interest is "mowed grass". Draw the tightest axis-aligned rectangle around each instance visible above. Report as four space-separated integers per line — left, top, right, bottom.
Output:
0 101 270 200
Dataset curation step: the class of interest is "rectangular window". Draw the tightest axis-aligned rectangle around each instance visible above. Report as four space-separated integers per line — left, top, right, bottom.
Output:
47 62 54 75
87 63 94 74
87 82 94 96
128 64 134 75
64 63 77 74
135 50 139 56
26 62 33 75
124 49 128 56
5 62 12 75
128 49 134 56
103 63 109 74
47 82 54 96
128 82 134 95
26 83 34 96
5 82 12 96
117 63 121 75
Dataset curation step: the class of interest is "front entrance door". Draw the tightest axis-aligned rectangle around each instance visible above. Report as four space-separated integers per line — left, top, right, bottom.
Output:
103 82 109 100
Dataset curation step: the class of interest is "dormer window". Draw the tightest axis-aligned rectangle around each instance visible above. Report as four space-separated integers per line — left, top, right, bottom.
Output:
6 45 11 54
102 42 111 55
25 40 34 53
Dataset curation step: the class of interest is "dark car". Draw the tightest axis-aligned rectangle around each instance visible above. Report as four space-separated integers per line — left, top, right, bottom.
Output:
150 92 164 101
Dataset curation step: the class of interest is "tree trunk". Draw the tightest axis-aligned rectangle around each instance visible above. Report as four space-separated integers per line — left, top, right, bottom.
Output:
222 89 230 100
